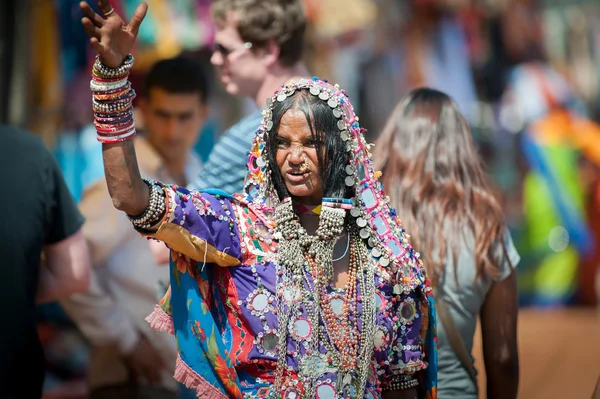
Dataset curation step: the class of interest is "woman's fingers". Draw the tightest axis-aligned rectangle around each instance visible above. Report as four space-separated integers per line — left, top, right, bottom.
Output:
128 2 148 37
89 37 105 54
97 0 116 18
79 1 104 27
81 17 102 39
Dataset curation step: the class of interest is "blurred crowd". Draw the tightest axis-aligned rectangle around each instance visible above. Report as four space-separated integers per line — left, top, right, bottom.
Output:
0 0 599 397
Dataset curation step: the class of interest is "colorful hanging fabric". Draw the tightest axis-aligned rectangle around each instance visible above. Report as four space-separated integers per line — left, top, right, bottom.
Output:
509 63 598 306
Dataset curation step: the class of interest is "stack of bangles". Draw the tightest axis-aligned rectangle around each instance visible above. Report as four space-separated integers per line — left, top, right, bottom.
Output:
91 53 136 143
127 178 166 229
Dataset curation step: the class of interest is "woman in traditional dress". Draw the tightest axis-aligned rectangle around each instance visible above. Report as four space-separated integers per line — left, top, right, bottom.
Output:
79 1 437 398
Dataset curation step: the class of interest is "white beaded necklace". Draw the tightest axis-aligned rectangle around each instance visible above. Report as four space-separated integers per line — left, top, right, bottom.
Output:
332 232 350 262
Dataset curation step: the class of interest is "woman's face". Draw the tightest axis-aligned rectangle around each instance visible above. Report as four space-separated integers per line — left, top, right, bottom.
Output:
275 108 323 205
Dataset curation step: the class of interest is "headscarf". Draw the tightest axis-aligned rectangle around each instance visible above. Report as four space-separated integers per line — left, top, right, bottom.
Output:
244 77 428 290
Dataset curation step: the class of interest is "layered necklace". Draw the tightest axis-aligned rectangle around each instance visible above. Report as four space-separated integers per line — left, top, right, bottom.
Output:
273 198 377 398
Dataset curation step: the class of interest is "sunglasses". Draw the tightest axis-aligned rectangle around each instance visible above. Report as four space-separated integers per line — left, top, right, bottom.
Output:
213 42 253 57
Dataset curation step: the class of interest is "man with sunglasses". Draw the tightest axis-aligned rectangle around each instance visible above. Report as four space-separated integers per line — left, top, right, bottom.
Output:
193 0 309 194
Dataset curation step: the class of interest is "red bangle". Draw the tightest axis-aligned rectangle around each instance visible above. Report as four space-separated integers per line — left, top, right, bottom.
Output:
94 122 135 134
97 131 136 144
94 116 133 129
96 125 136 137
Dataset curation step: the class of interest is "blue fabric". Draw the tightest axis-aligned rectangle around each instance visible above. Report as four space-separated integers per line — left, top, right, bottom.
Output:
193 118 217 163
171 262 241 398
200 188 236 200
423 295 438 397
57 0 89 84
53 126 104 203
178 383 197 399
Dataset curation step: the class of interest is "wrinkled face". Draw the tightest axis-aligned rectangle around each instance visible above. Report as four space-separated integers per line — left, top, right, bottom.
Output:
142 88 207 163
210 12 267 98
275 108 323 205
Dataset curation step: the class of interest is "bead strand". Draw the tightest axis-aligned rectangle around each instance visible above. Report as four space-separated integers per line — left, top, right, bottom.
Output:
385 377 419 391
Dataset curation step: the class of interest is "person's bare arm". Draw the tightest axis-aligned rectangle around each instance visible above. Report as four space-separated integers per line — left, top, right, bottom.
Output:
80 0 149 216
37 229 91 303
102 141 148 216
480 269 519 399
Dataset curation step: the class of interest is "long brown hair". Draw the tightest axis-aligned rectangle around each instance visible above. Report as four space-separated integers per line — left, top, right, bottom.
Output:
373 88 507 286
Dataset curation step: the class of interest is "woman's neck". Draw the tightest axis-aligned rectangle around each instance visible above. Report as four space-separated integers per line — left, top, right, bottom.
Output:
294 201 321 235
298 212 319 235
294 202 321 216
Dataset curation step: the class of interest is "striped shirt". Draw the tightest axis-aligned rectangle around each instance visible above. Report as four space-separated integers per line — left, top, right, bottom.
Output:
192 110 263 194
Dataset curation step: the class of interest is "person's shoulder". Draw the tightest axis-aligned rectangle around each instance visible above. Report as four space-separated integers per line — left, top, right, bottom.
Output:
211 110 262 154
0 126 54 175
0 125 48 153
240 109 263 123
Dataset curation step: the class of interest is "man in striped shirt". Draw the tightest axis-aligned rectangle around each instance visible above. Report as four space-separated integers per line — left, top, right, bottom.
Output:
194 0 309 194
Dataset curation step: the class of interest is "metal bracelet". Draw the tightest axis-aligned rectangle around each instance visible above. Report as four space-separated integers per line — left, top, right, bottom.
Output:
127 179 166 229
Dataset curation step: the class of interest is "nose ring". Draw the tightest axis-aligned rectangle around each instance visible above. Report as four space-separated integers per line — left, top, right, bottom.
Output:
298 154 309 173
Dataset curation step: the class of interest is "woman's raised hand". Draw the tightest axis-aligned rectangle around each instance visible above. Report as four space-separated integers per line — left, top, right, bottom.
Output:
80 0 148 68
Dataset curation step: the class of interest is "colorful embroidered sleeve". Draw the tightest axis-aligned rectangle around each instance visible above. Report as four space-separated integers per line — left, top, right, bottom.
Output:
142 185 242 267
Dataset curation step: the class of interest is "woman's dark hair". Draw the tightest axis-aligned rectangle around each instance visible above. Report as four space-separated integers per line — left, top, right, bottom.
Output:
266 90 352 201
373 88 509 285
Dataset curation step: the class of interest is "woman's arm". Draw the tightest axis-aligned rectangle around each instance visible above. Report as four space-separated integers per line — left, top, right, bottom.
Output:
80 0 149 216
102 141 148 216
480 269 520 399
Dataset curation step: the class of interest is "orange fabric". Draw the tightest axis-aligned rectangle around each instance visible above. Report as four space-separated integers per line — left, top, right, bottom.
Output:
530 109 600 166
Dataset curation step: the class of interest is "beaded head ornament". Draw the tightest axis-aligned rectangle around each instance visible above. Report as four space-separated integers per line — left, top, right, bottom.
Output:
243 77 426 287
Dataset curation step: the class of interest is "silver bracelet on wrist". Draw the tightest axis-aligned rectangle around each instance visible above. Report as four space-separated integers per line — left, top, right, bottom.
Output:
93 53 135 78
127 178 166 229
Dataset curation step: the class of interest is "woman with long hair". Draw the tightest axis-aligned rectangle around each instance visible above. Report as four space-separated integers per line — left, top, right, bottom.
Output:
373 88 519 399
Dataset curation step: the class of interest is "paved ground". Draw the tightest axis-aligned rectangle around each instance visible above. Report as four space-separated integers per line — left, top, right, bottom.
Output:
473 307 600 399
